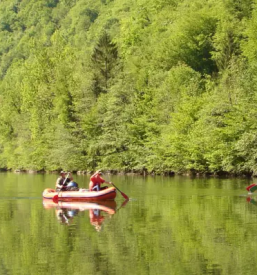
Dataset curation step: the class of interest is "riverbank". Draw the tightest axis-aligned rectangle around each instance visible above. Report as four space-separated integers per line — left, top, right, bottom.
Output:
3 168 254 178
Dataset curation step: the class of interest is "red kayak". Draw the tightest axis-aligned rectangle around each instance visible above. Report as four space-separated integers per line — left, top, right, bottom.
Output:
246 184 257 193
42 187 117 201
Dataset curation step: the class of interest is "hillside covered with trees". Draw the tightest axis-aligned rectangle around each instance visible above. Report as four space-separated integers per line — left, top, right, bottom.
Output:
0 0 257 176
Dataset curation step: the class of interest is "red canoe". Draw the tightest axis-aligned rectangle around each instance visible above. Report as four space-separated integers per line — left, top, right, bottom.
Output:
42 187 117 201
246 184 257 193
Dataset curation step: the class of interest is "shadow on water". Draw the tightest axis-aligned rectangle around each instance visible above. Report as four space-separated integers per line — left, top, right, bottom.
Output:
42 199 129 231
246 196 257 206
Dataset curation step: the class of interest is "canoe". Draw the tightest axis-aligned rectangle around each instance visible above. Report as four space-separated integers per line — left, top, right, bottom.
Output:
42 187 117 201
246 184 257 193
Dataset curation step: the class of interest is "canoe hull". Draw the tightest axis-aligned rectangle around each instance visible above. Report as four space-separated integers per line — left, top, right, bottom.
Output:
42 187 117 201
246 184 257 193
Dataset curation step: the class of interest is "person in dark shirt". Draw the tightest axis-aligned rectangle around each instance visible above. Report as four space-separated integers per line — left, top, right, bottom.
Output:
55 171 72 191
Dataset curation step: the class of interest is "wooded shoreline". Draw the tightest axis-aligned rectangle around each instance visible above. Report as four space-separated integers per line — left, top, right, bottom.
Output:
3 168 254 179
1 1 257 176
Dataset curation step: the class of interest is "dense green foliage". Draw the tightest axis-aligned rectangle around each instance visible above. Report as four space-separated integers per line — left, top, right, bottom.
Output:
1 0 257 175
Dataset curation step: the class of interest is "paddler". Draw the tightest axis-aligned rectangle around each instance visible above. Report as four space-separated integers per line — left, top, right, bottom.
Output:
55 171 73 191
89 170 112 191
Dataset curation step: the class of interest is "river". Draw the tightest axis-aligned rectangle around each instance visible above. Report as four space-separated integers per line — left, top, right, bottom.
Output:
0 172 256 275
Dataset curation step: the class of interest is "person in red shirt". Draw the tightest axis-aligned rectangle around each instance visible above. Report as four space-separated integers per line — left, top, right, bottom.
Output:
89 170 112 191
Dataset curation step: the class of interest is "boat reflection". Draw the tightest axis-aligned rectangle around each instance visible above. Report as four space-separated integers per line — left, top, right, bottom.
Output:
43 199 128 231
246 196 257 206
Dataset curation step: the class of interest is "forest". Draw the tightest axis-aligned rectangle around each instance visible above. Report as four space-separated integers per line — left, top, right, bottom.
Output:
0 0 257 176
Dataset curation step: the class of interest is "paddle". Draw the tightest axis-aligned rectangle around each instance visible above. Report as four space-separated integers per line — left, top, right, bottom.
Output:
111 182 129 200
53 172 70 203
105 172 129 200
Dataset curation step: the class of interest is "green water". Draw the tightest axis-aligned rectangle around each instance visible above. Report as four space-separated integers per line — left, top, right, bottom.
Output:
0 173 256 275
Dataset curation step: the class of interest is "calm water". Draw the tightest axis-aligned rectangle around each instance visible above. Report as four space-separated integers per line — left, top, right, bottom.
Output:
0 173 256 275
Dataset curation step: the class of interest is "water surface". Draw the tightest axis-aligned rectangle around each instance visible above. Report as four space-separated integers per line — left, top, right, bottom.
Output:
0 173 256 275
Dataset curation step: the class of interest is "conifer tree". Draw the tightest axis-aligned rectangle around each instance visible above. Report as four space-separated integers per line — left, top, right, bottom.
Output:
91 31 118 97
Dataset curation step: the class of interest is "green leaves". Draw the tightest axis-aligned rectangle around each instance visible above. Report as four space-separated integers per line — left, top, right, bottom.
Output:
91 31 118 96
0 0 257 175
